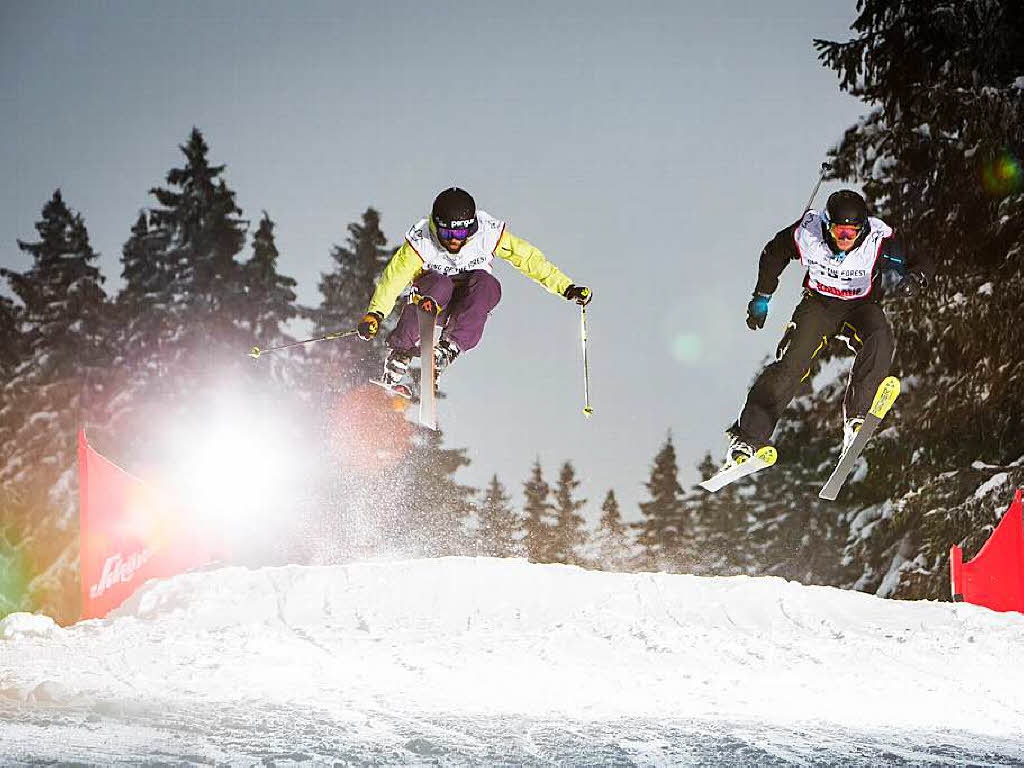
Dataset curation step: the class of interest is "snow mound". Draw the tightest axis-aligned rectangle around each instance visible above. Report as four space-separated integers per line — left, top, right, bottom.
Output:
0 611 61 640
4 557 1024 753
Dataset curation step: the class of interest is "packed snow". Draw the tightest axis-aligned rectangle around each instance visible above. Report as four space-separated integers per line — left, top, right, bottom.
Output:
2 557 1024 765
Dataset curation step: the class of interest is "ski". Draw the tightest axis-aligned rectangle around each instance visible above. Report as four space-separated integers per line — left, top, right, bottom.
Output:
819 376 900 501
416 294 441 431
700 446 778 493
369 378 414 401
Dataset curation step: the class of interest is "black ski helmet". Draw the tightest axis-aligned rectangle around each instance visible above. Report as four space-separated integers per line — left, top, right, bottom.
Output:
431 187 478 236
825 190 868 227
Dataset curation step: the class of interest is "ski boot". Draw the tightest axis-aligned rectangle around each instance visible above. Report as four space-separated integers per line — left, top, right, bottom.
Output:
372 347 415 399
842 417 864 453
699 429 777 492
725 431 755 467
434 338 460 377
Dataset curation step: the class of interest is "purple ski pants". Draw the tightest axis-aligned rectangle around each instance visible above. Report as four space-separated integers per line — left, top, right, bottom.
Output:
386 270 502 353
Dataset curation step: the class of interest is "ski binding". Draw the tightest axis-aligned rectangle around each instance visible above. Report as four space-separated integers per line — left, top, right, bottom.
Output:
700 446 778 493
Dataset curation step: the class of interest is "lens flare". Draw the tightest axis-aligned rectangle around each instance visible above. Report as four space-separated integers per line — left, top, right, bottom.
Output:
0 541 29 615
671 332 704 364
981 150 1022 197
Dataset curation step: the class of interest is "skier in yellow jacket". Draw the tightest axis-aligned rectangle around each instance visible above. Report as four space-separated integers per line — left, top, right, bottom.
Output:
356 187 592 395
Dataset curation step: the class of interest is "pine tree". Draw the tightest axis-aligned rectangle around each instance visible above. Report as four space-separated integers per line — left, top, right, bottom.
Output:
0 293 23 471
110 211 175 455
146 126 249 371
683 453 746 576
242 212 301 386
244 212 298 344
312 207 391 393
811 0 1024 598
476 474 524 558
590 490 633 572
391 428 476 558
550 461 587 565
0 190 112 622
635 434 685 571
522 459 556 563
112 128 250 470
0 296 26 617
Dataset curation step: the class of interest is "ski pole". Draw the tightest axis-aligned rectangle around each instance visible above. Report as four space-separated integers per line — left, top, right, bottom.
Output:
803 161 832 215
580 298 593 418
248 329 358 360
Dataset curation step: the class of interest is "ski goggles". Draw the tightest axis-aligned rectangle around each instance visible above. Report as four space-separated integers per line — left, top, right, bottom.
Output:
434 217 478 241
829 222 863 240
437 226 472 240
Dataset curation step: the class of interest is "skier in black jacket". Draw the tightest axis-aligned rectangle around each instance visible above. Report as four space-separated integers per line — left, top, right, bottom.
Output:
723 190 935 467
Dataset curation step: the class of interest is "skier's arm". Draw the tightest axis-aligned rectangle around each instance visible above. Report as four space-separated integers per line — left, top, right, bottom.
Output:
879 236 934 297
883 237 935 283
365 241 425 318
495 231 574 296
752 221 801 296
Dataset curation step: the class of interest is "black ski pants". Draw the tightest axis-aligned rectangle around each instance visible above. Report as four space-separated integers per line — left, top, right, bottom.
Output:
733 290 895 447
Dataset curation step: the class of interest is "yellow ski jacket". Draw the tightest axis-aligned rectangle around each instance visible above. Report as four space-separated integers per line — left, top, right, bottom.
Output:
366 230 574 318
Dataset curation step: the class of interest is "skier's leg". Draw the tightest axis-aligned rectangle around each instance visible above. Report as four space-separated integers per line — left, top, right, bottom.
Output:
841 301 895 420
384 272 456 351
733 294 837 446
438 270 502 353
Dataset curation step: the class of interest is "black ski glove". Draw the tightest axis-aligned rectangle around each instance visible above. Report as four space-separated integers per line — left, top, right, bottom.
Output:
896 272 928 299
746 293 771 330
564 284 592 306
357 312 383 341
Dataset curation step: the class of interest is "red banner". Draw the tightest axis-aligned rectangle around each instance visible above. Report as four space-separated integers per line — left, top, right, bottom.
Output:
950 488 1024 613
78 429 216 620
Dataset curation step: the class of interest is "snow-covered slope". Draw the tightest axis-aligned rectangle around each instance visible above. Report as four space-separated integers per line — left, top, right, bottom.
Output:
2 558 1023 765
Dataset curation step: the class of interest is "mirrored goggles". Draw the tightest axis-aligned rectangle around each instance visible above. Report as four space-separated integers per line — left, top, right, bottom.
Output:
829 222 863 240
437 226 472 241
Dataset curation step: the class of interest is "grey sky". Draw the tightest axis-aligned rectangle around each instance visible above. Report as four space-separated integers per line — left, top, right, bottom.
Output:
1 0 866 522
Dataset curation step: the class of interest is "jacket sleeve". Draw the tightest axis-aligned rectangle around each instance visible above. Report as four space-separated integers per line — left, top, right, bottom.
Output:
901 238 935 282
753 221 801 296
366 240 425 318
495 231 574 296
877 237 935 282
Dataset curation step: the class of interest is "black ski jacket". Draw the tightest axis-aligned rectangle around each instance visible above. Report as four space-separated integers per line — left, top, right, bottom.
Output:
753 218 936 298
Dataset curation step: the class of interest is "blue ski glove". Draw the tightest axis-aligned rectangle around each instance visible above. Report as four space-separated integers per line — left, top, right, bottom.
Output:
746 293 771 330
896 272 928 298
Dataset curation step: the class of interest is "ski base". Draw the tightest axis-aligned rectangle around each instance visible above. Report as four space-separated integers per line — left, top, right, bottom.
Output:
700 446 778 493
416 295 440 431
370 378 414 401
819 376 900 501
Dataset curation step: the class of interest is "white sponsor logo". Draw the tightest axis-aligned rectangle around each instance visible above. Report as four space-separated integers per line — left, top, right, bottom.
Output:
88 549 154 599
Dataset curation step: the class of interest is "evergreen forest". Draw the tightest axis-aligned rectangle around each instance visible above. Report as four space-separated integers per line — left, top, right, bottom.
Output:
1 0 1021 624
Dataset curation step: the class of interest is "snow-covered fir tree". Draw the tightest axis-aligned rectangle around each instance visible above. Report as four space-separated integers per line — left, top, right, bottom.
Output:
550 461 587 565
235 209 308 442
113 128 251 471
0 190 111 623
147 127 249 359
522 459 556 563
475 474 524 558
722 0 1024 598
312 207 391 394
635 434 685 570
243 212 299 366
589 490 633 571
390 428 476 558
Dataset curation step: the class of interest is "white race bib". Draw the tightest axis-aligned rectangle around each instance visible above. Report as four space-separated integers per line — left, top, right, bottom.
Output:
794 211 892 300
405 210 506 276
